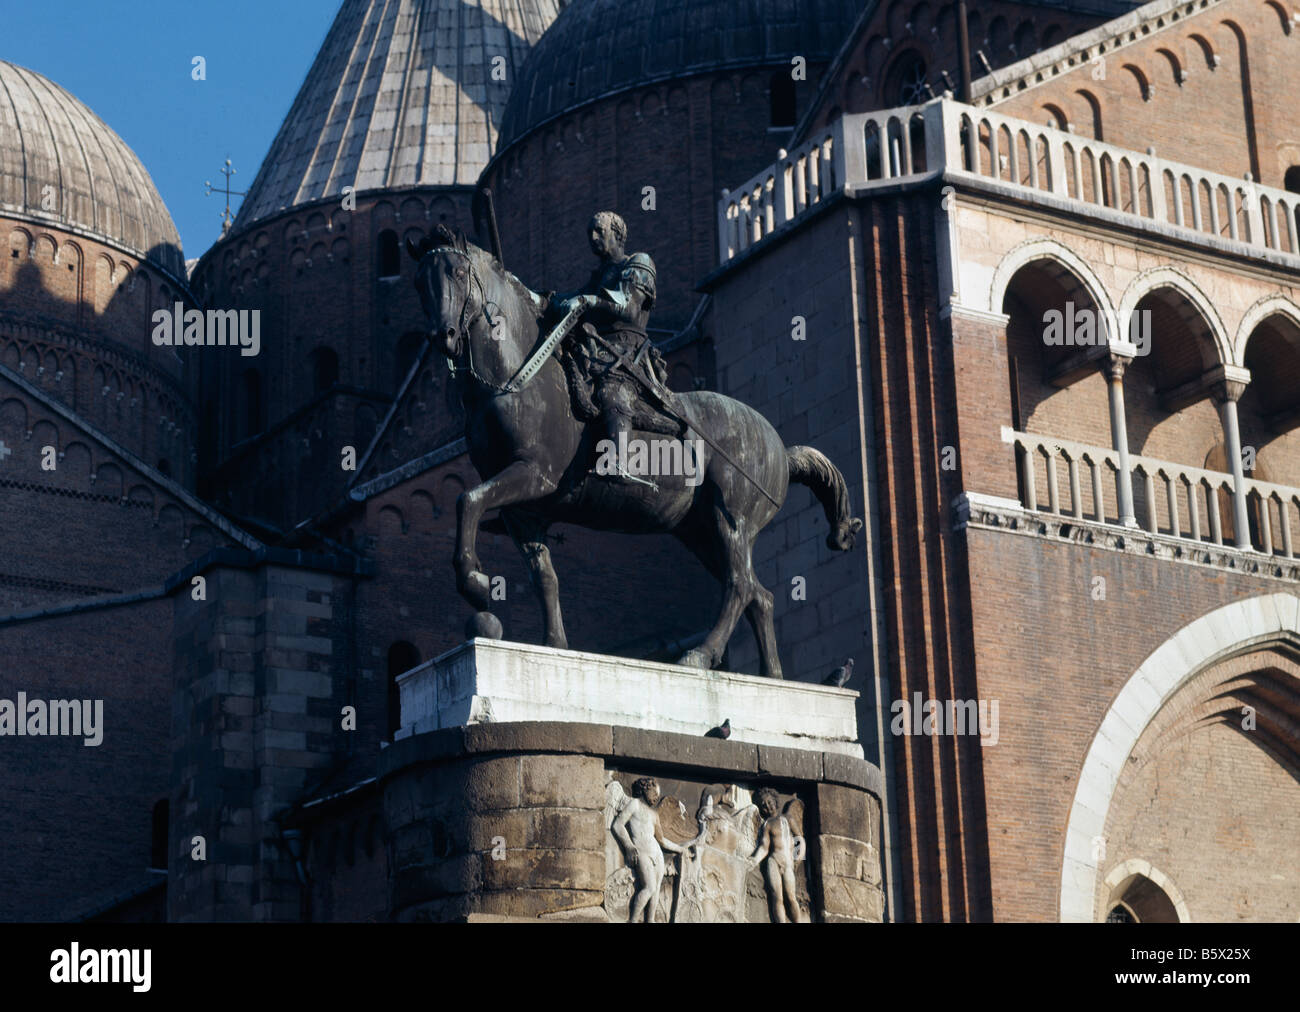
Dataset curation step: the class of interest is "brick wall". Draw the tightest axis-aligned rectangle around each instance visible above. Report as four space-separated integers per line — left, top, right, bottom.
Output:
0 392 234 612
804 0 1116 130
706 207 875 685
1099 651 1300 921
2 220 197 482
0 598 173 920
299 794 387 923
993 0 1300 189
706 190 992 921
191 189 474 527
965 526 1300 921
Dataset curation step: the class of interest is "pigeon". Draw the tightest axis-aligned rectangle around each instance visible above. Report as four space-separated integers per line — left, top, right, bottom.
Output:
822 658 855 688
704 718 731 739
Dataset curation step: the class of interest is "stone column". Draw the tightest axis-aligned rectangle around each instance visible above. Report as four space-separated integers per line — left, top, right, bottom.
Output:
1213 377 1252 550
1102 352 1138 528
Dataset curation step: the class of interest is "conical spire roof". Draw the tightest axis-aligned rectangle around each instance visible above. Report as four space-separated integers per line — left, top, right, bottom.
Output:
234 0 562 229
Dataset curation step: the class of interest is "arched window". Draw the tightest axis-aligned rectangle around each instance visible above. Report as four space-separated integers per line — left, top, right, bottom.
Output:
1286 167 1300 194
1105 905 1136 923
150 799 169 870
769 71 797 127
1076 89 1104 140
1042 104 1068 131
310 347 339 393
241 369 262 439
387 641 420 736
377 230 400 278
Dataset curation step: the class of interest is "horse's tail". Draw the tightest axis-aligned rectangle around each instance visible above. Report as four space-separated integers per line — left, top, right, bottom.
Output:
786 446 864 551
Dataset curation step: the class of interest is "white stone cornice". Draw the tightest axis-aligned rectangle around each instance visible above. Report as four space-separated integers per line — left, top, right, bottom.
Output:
941 303 1010 327
958 493 1300 584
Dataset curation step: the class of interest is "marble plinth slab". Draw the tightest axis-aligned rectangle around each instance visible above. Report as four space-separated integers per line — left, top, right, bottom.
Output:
396 639 862 757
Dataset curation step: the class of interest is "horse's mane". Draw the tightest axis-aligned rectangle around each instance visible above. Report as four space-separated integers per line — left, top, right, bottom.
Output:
422 224 547 317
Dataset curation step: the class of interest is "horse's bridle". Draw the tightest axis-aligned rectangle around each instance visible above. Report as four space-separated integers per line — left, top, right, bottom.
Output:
426 246 576 397
429 248 512 393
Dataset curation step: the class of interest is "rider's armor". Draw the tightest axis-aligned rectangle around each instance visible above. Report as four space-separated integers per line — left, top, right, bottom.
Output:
558 252 680 444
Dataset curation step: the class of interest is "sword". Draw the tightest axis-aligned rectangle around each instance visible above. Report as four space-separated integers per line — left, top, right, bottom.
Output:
503 300 587 393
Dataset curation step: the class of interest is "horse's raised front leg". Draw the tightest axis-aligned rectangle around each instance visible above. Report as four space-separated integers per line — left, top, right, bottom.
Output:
455 460 556 635
502 510 567 650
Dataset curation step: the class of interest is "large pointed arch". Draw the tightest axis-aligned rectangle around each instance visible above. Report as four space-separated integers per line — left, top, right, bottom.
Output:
1060 593 1300 921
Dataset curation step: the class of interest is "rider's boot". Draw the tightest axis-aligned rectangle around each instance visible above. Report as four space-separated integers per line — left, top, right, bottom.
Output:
605 409 657 490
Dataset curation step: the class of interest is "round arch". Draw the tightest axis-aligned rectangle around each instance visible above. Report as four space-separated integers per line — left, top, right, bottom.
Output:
1116 266 1231 366
987 237 1117 319
1060 592 1300 921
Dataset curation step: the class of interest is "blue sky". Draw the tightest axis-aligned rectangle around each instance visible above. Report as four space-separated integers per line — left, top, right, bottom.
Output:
3 0 340 261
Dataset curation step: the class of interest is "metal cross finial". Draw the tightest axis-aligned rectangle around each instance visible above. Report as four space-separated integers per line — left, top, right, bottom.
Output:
205 159 248 235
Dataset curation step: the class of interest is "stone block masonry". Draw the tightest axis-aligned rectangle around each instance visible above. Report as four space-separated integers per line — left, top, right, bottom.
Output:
169 551 371 922
380 721 884 923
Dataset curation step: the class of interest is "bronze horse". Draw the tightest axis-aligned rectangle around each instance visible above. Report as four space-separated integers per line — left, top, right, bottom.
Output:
407 227 862 678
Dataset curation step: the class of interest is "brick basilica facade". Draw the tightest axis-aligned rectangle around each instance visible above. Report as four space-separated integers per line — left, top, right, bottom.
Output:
1 0 1297 922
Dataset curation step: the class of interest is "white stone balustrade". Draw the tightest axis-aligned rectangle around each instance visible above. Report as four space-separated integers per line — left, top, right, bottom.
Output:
1003 428 1300 559
718 102 935 260
717 97 1300 266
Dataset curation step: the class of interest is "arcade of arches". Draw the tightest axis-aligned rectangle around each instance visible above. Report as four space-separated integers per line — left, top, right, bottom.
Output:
1002 257 1300 553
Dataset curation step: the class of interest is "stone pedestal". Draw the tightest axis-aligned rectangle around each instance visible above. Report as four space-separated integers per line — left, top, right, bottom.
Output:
380 642 883 923
396 639 863 757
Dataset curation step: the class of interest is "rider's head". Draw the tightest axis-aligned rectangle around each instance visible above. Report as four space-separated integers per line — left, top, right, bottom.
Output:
588 211 627 261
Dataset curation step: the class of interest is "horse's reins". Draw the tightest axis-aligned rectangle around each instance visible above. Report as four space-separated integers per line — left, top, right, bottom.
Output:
428 248 779 506
433 247 579 396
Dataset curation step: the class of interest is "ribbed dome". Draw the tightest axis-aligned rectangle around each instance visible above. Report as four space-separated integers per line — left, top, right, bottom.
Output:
0 61 184 278
496 0 866 153
234 0 562 229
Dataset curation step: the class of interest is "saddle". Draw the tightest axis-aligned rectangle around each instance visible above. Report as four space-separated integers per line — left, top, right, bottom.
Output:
559 322 674 429
559 339 600 422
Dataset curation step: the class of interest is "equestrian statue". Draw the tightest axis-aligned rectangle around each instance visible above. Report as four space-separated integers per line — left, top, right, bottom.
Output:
406 206 862 679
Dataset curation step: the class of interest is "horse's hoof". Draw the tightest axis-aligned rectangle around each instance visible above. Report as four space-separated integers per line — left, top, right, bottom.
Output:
466 612 504 641
677 648 711 669
461 570 492 609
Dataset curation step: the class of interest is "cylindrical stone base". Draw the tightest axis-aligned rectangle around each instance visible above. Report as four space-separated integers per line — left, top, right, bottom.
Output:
379 722 884 923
